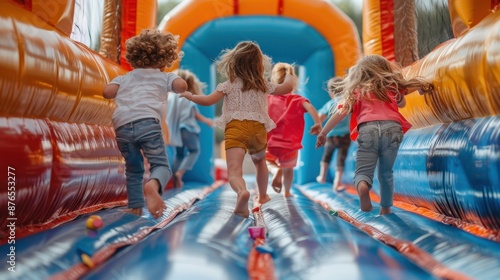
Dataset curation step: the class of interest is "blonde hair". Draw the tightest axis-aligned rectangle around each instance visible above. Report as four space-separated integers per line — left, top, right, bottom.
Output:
125 29 182 69
216 41 271 93
335 54 434 114
173 69 205 95
271 62 298 91
326 76 343 99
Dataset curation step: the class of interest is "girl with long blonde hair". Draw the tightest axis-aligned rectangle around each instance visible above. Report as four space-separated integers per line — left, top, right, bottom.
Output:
316 54 434 215
180 41 295 217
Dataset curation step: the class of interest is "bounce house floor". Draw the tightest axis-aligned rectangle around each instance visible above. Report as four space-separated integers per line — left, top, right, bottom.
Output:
2 177 500 280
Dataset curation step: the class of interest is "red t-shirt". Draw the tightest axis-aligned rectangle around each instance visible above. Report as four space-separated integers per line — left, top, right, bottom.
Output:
267 93 309 150
348 90 412 140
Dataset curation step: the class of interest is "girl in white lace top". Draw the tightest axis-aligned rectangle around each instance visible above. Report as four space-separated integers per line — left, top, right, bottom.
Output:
180 41 295 217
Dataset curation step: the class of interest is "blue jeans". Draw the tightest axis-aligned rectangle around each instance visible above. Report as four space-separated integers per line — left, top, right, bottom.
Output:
115 118 172 208
174 128 200 172
353 120 403 207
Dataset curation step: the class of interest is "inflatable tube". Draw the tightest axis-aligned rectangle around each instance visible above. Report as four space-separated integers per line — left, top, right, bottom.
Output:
0 1 123 125
13 0 76 36
378 116 500 231
402 9 500 128
449 0 499 37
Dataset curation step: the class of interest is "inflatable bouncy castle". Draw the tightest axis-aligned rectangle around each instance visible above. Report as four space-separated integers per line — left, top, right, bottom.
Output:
0 0 499 279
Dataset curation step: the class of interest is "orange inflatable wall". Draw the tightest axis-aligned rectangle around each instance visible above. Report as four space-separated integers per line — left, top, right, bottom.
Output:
0 1 129 239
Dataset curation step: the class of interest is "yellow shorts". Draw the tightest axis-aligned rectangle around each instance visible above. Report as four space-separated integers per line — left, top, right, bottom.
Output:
224 120 267 155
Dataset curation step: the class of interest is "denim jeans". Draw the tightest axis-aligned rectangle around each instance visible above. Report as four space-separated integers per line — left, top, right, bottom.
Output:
115 118 172 208
353 120 403 207
174 128 200 172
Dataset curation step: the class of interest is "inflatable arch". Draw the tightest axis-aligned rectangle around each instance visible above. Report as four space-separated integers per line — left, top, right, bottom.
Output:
159 0 361 184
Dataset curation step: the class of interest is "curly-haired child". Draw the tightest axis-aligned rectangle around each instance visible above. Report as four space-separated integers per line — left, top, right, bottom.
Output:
103 29 187 219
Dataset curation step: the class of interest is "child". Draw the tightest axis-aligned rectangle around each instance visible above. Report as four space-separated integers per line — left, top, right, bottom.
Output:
316 77 352 192
179 41 295 217
166 69 214 187
316 54 433 215
266 62 322 197
103 29 187 219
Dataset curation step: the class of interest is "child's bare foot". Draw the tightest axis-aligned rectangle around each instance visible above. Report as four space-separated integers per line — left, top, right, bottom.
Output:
257 194 271 205
234 190 250 218
124 208 143 216
379 207 391 215
316 175 326 184
284 192 293 198
271 169 283 193
334 184 346 192
174 172 184 188
357 183 373 212
144 179 166 219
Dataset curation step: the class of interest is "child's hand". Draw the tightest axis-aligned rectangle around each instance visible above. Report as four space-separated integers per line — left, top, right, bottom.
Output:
418 83 435 95
211 117 219 128
316 133 326 149
179 91 193 100
208 119 216 128
309 123 322 135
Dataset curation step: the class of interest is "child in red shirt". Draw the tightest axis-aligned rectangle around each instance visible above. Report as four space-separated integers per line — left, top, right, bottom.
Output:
267 63 322 197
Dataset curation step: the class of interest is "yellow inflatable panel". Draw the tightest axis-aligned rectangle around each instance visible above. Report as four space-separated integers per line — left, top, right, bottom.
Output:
402 10 500 128
448 0 495 37
31 0 76 36
362 0 383 56
135 0 157 33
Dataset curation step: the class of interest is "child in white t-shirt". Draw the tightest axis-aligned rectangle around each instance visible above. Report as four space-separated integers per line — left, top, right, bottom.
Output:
103 29 187 219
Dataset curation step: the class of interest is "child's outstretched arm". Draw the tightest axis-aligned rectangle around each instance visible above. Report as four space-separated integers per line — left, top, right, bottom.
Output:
195 111 215 127
316 110 348 148
406 82 434 95
103 84 119 99
179 90 224 106
318 112 328 123
271 74 296 95
302 102 322 135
